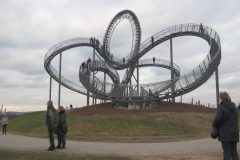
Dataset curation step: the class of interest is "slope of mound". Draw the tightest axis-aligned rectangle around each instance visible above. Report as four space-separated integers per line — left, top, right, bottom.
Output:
8 102 218 142
69 102 216 116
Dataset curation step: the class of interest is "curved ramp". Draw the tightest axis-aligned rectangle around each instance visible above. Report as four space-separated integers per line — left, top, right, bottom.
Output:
44 10 221 102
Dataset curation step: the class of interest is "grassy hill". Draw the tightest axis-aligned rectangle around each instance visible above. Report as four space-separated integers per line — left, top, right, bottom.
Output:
8 102 220 142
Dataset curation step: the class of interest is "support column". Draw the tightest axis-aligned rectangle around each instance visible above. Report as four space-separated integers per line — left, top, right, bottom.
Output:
137 60 139 96
170 38 175 102
104 72 106 103
215 67 219 107
49 77 52 101
129 71 132 97
87 92 89 106
58 52 62 107
92 48 96 105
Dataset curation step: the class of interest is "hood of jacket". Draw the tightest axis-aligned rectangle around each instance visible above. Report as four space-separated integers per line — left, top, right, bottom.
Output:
221 101 236 112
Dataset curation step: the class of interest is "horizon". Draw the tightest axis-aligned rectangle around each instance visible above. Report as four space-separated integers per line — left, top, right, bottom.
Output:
1 100 218 113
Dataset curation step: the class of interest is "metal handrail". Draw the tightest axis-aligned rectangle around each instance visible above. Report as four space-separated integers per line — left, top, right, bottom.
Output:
44 11 221 102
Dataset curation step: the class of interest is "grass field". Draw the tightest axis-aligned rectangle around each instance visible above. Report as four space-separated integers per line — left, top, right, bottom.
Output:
0 149 222 160
0 149 130 160
8 109 217 142
4 104 237 159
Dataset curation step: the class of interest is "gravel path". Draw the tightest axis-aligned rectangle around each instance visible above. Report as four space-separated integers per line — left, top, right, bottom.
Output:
1 134 237 156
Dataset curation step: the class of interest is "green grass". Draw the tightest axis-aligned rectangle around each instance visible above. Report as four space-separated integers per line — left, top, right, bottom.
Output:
9 112 48 137
9 112 198 140
0 149 130 160
68 114 197 140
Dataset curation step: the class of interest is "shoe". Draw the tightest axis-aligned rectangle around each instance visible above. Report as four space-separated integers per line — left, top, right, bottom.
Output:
48 147 55 151
56 145 61 149
61 145 65 149
47 146 55 151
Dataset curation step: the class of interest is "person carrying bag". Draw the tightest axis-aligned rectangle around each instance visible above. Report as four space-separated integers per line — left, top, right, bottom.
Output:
212 91 239 160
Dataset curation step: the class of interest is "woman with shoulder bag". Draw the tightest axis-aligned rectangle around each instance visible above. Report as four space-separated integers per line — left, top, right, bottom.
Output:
56 106 68 149
212 91 239 160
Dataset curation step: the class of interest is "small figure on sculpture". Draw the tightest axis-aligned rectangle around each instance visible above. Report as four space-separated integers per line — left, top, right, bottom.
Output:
199 23 204 33
81 62 88 74
151 36 154 44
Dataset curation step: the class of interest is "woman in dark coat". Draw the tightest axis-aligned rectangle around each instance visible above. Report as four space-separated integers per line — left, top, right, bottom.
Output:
212 91 239 160
56 106 68 149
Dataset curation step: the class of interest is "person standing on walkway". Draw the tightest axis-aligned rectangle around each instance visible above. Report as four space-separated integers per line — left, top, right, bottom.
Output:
1 115 9 135
46 100 58 151
212 91 239 160
56 106 68 149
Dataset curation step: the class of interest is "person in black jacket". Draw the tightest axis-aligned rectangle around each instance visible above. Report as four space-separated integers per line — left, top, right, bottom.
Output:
212 91 239 160
56 106 68 149
46 100 59 151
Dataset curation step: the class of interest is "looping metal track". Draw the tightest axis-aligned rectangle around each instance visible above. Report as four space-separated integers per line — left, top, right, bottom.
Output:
44 10 221 102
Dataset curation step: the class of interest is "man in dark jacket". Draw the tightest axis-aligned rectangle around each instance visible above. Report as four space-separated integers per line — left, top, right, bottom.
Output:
46 100 58 151
212 91 239 160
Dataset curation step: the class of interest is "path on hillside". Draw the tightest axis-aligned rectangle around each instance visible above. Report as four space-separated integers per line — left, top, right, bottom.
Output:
1 134 239 156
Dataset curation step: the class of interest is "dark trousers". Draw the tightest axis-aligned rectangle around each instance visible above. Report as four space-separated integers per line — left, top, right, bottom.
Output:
47 127 55 148
2 125 7 135
222 141 239 160
57 133 66 147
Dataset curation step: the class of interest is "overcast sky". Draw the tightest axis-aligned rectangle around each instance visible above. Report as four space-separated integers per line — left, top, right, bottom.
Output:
0 0 240 112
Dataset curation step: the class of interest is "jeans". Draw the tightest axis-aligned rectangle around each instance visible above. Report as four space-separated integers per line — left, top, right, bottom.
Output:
2 124 7 135
57 133 66 146
222 141 239 160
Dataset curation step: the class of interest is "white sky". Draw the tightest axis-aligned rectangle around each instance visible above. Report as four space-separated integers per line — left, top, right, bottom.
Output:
0 0 240 111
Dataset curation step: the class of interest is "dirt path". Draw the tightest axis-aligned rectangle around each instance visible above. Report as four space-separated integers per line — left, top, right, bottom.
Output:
1 133 238 157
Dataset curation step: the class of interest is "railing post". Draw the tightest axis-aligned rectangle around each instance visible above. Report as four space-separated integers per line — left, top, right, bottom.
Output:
203 61 207 70
192 70 197 81
199 65 204 74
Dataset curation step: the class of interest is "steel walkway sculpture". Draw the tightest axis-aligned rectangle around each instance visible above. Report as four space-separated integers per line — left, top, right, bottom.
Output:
44 10 221 104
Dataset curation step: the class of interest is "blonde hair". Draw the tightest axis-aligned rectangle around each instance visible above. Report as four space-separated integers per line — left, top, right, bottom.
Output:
219 91 231 102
